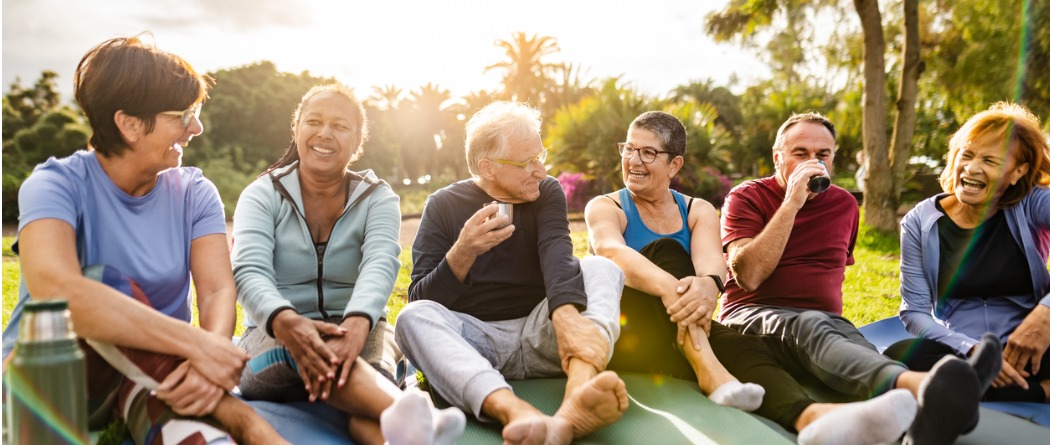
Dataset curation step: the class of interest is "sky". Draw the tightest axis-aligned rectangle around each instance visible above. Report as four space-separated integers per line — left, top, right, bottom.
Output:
2 0 769 104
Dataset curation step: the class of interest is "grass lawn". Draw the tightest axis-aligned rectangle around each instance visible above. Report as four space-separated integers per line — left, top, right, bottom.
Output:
0 226 900 335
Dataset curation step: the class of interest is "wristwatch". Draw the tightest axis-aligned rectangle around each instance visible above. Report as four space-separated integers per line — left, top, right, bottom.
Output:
706 274 725 294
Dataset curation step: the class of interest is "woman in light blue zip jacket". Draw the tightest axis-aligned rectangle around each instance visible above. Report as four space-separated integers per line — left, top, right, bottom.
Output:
231 84 464 444
889 102 1050 403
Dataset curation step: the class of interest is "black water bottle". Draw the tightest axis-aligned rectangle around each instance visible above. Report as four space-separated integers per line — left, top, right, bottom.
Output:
5 300 89 444
808 160 831 193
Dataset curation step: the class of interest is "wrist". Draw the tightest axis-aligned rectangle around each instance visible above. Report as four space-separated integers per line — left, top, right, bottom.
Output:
705 274 725 294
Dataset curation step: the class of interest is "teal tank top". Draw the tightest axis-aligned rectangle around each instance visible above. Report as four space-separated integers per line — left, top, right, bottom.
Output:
616 188 692 254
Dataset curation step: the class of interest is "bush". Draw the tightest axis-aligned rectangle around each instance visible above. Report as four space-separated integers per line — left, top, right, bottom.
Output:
557 171 593 212
672 166 732 208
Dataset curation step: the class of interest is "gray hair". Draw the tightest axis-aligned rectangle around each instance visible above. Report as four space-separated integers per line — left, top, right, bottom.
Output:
629 111 687 158
772 112 837 152
464 101 542 176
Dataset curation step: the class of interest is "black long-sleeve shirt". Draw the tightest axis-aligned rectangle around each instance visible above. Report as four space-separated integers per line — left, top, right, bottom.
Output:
408 177 587 321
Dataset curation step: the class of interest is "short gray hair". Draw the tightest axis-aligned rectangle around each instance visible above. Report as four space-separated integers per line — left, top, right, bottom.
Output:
772 112 837 152
464 101 542 176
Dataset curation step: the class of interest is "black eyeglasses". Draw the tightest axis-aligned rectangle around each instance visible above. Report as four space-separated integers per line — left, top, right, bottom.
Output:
159 104 202 129
617 143 672 164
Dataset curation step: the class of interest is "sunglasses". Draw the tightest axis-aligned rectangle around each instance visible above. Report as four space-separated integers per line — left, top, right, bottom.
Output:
158 104 202 128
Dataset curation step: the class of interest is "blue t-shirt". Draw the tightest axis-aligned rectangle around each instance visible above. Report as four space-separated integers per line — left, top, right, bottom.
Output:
618 188 692 253
2 150 227 357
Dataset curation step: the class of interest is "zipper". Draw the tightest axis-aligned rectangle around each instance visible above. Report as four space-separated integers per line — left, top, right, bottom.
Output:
269 167 384 319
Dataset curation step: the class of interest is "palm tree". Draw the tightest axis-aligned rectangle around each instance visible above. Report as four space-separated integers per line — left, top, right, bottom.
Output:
485 32 562 105
370 84 403 111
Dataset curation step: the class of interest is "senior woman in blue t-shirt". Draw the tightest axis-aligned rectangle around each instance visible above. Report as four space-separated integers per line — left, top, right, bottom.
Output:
2 35 284 444
890 102 1050 403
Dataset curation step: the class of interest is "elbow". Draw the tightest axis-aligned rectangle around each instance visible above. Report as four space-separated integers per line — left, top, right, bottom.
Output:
733 275 759 292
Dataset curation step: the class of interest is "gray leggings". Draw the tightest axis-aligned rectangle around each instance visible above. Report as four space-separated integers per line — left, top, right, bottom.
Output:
395 256 624 419
721 304 907 397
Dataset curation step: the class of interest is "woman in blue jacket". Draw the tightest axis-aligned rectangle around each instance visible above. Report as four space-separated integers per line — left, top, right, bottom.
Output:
232 84 464 444
890 102 1050 403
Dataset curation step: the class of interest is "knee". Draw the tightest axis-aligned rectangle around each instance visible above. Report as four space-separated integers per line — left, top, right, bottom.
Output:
394 301 448 341
580 256 625 289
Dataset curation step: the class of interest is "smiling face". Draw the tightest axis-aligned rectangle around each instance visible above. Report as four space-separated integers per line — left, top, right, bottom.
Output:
483 132 547 203
294 90 362 179
128 105 204 174
621 127 679 193
950 131 1029 209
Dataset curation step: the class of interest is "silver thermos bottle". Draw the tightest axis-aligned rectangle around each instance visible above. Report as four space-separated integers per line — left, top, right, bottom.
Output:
5 299 89 444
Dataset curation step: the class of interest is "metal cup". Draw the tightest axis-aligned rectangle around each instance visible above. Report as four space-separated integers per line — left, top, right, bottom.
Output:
488 202 513 228
808 160 831 193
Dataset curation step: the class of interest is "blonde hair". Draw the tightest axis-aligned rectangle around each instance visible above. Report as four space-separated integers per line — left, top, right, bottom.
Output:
939 102 1050 207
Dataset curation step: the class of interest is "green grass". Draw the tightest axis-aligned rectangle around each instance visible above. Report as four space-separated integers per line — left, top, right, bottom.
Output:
0 229 904 336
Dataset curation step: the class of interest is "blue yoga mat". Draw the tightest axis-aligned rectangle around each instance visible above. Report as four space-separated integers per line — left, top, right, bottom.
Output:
857 316 1050 427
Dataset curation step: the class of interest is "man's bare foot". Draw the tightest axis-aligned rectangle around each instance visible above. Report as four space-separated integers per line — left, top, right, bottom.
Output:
554 371 628 438
502 414 573 445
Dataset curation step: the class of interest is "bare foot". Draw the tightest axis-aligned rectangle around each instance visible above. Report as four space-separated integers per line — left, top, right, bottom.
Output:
502 414 573 445
554 371 628 438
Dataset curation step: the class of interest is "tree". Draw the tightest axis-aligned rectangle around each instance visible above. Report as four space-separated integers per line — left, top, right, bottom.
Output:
485 32 562 106
707 0 922 233
2 72 88 223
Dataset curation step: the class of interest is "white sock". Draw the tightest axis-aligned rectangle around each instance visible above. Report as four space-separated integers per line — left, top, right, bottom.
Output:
430 406 466 445
708 381 764 412
381 389 435 445
797 388 917 445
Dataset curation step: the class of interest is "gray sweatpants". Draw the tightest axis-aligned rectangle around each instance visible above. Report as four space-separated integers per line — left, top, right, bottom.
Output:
395 256 624 419
721 304 908 397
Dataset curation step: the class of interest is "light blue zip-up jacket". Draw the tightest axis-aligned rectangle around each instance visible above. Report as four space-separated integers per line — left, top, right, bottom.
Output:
232 162 401 336
899 187 1050 355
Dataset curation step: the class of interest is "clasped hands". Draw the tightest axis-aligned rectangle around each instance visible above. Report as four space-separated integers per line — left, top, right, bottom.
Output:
155 330 248 416
661 276 718 351
272 310 371 402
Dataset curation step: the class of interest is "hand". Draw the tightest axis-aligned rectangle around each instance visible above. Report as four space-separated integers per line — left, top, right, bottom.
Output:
552 305 610 373
453 203 516 259
1003 305 1050 375
676 323 709 350
783 159 826 209
186 330 249 391
326 316 371 394
155 361 225 416
271 311 347 401
663 276 717 334
992 358 1030 389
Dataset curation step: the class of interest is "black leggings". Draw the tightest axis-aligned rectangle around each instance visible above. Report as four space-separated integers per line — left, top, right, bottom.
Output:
605 238 814 431
885 337 1049 402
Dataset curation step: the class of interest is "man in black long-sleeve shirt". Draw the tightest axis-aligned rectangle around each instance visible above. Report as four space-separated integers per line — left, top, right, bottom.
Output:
395 101 627 444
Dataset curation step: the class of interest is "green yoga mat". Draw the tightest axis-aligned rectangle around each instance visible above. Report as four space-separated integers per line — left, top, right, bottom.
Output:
440 373 793 445
438 372 1048 445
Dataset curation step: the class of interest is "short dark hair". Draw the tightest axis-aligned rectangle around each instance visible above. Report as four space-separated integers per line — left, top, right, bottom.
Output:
773 112 837 152
629 111 687 159
74 34 210 157
939 102 1050 207
266 84 369 173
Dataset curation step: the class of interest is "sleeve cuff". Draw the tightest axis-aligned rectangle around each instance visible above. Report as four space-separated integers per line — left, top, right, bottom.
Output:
265 306 297 338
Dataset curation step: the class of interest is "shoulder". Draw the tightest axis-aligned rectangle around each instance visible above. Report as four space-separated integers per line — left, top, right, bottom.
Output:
901 195 942 227
21 150 96 196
